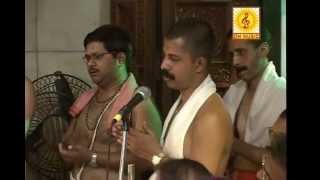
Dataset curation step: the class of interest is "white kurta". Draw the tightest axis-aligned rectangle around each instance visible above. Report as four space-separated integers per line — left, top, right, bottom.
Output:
223 62 286 147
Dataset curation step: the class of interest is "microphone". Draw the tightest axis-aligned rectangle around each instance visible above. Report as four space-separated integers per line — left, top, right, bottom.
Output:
113 86 151 122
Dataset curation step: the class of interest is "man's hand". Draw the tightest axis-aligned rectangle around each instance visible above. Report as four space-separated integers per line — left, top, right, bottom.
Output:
111 121 123 139
117 122 162 162
232 138 267 164
58 143 91 167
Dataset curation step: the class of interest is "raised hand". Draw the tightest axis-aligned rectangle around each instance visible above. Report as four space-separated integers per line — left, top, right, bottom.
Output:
118 121 162 162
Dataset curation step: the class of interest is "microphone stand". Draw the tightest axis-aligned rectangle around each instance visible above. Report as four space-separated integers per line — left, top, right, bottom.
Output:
118 115 129 180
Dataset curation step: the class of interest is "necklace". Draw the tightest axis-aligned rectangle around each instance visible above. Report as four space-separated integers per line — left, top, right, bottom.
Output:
73 90 121 180
85 88 121 131
95 92 118 104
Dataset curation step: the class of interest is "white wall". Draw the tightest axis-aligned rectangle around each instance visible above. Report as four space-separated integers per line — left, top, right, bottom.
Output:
25 0 111 85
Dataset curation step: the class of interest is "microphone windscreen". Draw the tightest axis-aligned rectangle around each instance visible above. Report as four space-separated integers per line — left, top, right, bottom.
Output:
135 86 151 99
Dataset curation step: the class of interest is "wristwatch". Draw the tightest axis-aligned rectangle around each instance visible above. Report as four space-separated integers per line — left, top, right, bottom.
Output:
151 152 165 166
89 152 98 167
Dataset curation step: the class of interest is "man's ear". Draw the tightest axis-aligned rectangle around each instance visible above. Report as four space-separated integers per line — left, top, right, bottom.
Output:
115 52 126 65
195 57 208 73
258 42 270 57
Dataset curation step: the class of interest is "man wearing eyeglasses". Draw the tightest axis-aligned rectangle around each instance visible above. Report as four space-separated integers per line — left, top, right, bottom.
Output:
224 28 286 180
58 24 162 180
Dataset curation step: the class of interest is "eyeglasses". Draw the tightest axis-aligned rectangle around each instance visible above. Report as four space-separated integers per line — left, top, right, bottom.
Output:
82 52 111 64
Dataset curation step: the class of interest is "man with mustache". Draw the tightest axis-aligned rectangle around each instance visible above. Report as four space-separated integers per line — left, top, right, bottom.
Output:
58 24 162 180
114 17 233 177
224 28 286 180
160 69 175 81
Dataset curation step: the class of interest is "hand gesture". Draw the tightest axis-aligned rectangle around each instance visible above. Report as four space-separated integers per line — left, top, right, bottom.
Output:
58 143 91 167
118 121 162 162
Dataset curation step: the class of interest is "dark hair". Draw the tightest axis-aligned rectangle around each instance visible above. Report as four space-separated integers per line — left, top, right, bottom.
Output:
226 27 272 48
156 159 218 180
165 17 216 63
279 109 286 119
84 24 133 72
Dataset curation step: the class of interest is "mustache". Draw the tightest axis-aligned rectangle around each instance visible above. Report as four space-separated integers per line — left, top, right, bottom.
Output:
234 66 248 73
88 68 99 73
160 69 175 80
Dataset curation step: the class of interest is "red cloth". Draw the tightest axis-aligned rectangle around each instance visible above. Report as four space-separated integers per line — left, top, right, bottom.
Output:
68 74 138 130
69 88 97 118
232 170 258 180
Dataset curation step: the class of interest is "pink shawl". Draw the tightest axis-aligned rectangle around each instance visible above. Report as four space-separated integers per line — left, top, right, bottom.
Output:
68 73 138 129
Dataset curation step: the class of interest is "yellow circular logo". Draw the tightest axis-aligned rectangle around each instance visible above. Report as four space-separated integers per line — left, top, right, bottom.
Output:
234 8 259 33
